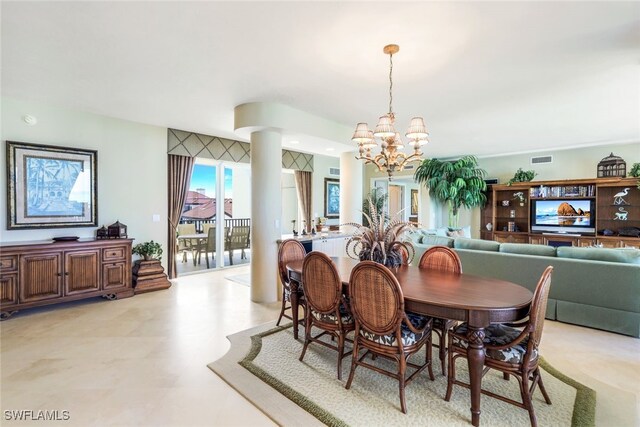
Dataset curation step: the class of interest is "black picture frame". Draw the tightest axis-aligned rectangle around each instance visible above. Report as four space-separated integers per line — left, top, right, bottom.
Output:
6 141 98 229
324 178 340 219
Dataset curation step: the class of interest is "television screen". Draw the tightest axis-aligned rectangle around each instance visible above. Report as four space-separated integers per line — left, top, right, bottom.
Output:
533 200 593 227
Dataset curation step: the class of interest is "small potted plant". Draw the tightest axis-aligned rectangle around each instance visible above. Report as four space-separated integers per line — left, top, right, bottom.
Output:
507 168 537 186
629 162 640 189
132 240 163 261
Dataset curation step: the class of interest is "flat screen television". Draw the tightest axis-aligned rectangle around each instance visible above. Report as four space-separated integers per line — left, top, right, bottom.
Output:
530 199 595 234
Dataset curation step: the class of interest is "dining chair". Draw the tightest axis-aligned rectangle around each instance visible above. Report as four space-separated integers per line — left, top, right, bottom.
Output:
226 225 250 265
445 266 554 427
417 245 462 375
299 251 354 380
176 223 197 264
201 226 216 269
276 239 307 327
346 261 435 414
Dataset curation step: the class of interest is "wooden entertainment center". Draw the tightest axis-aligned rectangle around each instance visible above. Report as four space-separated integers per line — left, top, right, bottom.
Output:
480 177 640 248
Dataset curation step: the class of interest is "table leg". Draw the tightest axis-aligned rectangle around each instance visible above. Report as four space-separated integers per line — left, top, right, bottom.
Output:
466 326 486 426
290 279 300 339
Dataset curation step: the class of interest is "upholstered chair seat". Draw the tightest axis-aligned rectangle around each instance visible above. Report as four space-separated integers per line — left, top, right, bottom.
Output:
360 312 430 347
310 305 354 325
451 323 538 364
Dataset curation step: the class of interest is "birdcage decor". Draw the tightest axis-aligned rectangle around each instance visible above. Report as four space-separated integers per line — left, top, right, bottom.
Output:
107 220 128 238
96 225 108 239
597 153 626 178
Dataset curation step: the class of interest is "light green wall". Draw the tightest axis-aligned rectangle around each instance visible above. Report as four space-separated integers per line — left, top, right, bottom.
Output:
1 97 168 268
478 142 640 183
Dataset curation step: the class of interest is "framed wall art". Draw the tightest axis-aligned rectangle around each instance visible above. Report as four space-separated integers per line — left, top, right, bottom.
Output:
411 189 419 216
324 178 340 218
6 141 97 229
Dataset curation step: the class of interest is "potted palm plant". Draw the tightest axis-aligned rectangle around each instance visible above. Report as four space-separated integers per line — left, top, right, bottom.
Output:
414 155 488 228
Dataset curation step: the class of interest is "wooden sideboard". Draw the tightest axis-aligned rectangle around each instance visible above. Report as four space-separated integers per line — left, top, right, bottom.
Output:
0 238 134 319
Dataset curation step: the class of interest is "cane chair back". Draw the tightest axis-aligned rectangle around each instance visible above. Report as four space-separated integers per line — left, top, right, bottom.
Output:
349 261 404 336
418 246 462 274
299 252 354 380
529 266 554 348
278 239 306 286
302 252 342 314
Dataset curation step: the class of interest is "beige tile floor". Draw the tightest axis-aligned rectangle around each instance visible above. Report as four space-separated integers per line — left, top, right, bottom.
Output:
1 266 639 426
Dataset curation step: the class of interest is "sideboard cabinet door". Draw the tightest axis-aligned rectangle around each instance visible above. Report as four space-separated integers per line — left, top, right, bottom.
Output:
19 253 63 303
0 274 18 305
103 262 127 289
65 249 101 295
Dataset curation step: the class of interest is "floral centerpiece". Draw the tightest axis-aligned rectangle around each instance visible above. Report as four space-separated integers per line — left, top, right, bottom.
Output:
343 196 415 268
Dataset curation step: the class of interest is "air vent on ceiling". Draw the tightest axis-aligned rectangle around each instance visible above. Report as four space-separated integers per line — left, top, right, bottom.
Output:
329 167 340 176
404 165 415 170
484 178 498 185
531 155 553 165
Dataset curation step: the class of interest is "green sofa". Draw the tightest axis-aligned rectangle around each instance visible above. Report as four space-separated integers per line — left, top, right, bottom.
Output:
410 235 640 337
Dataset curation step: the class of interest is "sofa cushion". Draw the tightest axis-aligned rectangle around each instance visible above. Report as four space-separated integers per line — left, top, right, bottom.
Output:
500 243 556 257
454 238 500 252
435 227 449 237
557 246 640 265
421 235 455 247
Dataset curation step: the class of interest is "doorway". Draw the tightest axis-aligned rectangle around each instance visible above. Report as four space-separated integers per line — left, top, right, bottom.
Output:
388 184 404 218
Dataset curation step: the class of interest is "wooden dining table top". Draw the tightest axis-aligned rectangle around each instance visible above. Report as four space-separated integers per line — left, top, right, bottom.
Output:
286 257 533 312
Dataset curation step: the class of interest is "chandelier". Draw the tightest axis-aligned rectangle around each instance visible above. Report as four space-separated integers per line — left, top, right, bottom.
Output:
352 44 429 180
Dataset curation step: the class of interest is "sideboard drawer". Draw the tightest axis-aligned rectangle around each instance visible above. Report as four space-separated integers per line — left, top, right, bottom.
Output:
103 247 126 261
0 256 18 272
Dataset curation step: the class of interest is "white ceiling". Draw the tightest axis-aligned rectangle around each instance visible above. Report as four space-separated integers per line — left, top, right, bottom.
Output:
2 1 639 158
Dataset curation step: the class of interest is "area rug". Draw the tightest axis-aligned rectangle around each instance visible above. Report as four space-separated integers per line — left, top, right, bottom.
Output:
209 322 596 427
224 273 250 287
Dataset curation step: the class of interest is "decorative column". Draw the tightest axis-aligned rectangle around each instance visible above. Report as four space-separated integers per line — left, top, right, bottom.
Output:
340 150 363 228
249 129 281 303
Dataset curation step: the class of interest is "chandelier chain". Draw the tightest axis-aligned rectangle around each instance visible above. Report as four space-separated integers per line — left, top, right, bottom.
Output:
388 53 393 115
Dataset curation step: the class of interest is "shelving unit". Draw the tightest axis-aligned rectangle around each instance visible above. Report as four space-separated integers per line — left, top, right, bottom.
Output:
481 177 640 248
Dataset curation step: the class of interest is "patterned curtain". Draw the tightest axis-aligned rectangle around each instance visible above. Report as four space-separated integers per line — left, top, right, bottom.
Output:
294 170 312 232
167 154 195 279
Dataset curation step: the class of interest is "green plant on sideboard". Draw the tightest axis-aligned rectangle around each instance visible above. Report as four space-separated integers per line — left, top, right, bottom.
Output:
507 168 537 186
132 240 163 261
629 162 640 189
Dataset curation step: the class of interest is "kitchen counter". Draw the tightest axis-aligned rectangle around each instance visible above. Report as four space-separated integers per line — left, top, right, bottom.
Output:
278 231 352 243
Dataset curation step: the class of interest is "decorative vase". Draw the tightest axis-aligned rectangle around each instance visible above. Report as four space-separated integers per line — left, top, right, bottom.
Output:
359 247 403 269
143 255 153 261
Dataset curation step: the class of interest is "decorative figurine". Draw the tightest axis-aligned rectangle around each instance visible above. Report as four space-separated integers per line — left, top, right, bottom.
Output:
614 207 628 221
613 188 630 205
291 220 298 236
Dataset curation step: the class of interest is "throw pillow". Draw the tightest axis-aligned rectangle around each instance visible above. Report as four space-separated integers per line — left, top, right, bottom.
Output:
446 229 465 238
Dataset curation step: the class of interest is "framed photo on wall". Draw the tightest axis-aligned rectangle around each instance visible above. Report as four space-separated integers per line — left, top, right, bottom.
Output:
6 141 98 229
411 189 419 216
324 178 340 218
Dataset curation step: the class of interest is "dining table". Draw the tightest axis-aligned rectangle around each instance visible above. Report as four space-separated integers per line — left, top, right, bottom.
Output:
286 256 533 427
177 234 207 266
